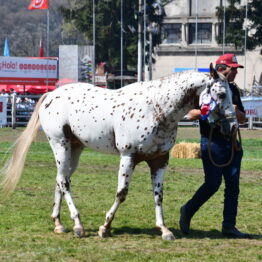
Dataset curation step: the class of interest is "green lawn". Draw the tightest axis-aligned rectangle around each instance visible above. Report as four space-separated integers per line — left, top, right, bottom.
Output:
0 128 261 262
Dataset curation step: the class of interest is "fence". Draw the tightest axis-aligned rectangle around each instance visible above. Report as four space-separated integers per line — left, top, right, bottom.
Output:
5 94 41 128
1 94 261 129
241 96 262 129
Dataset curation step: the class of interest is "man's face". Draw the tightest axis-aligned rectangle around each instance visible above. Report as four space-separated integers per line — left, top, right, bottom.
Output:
220 66 238 82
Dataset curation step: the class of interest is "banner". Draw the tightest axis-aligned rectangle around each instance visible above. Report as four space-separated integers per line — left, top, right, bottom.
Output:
0 57 58 85
0 96 8 126
28 0 48 10
241 97 262 117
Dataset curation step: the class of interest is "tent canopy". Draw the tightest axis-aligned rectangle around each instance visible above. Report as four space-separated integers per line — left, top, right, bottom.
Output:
0 78 77 94
0 84 55 94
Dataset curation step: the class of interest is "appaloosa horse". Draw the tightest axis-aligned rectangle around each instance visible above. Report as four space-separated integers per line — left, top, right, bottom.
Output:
1 64 237 240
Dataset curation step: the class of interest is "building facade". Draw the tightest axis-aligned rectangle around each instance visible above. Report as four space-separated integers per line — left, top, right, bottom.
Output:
153 0 262 92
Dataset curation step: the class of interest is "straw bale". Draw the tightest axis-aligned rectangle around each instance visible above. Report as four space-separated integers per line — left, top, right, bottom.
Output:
171 142 201 159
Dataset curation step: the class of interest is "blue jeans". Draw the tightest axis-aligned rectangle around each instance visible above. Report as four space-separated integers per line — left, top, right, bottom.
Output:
184 136 243 229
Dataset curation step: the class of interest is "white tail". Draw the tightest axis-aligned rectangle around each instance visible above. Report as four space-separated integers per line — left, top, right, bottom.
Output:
0 93 49 196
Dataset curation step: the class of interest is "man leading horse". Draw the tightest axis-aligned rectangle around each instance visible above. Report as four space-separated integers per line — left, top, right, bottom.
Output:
180 54 250 238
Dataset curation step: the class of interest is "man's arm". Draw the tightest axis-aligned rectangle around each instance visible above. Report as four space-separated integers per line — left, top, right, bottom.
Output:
185 109 201 120
233 105 246 124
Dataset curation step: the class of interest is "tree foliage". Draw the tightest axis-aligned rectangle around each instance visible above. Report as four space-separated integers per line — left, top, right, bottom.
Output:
216 0 262 51
60 0 167 71
0 0 67 57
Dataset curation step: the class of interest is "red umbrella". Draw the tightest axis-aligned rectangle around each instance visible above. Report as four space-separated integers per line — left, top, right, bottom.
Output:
56 78 76 87
0 84 8 92
25 85 55 94
7 85 25 93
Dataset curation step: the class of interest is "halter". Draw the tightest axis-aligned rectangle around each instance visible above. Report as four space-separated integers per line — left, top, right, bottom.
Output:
199 90 241 168
200 92 218 122
207 126 242 168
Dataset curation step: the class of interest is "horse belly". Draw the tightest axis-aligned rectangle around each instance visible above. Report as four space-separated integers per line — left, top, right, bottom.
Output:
69 113 119 155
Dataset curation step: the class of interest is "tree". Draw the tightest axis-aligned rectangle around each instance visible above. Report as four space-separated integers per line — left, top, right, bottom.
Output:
0 0 66 57
246 0 262 51
216 0 262 52
60 0 167 71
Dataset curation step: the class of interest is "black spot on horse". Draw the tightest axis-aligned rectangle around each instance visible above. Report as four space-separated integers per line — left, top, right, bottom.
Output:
45 99 53 109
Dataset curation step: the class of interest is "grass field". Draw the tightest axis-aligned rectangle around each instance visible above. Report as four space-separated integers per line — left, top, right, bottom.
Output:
0 127 261 262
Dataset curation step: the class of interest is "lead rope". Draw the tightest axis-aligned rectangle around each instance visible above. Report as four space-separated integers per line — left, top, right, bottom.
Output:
207 127 242 168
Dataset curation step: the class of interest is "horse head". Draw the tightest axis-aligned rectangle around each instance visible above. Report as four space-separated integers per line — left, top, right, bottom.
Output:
199 63 238 136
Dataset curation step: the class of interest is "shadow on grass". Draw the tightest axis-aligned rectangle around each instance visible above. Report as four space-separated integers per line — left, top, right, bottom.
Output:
49 226 262 240
109 227 262 240
176 229 262 240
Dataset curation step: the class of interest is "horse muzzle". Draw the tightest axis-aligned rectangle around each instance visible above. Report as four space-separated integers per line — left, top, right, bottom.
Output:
219 116 239 136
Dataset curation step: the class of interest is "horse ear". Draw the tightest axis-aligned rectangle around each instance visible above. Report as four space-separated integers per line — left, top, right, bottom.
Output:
209 63 219 80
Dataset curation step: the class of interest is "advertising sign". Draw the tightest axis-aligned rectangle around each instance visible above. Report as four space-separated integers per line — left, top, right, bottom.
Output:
0 96 8 126
0 56 58 85
241 97 262 117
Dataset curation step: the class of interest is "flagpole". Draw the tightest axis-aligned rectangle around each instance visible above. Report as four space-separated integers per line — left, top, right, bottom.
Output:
46 9 50 92
222 0 226 54
137 0 143 81
92 0 96 86
194 0 198 70
120 0 123 88
47 9 50 57
244 0 248 92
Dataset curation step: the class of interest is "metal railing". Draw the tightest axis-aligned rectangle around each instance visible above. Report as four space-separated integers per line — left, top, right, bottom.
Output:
6 94 41 128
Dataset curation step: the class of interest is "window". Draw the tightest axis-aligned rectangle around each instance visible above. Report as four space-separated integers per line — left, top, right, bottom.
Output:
189 23 212 44
162 23 182 44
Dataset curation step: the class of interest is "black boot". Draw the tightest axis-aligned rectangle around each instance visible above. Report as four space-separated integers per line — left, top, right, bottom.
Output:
179 205 192 235
222 227 251 238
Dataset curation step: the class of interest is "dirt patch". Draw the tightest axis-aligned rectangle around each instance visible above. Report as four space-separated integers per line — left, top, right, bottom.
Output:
0 127 261 143
0 128 47 143
176 127 262 140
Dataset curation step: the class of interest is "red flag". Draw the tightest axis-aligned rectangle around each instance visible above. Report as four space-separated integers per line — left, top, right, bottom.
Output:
28 0 48 10
38 39 44 57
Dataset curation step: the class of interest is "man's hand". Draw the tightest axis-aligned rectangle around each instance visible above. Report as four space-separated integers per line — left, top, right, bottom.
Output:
186 109 201 120
233 104 246 124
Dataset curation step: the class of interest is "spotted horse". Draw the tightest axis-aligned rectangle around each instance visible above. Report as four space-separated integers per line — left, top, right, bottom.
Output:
1 64 237 240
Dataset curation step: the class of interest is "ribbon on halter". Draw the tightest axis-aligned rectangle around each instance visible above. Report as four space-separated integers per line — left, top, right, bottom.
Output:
199 93 217 121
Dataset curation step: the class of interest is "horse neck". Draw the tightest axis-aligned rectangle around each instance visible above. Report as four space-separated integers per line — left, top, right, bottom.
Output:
151 73 207 122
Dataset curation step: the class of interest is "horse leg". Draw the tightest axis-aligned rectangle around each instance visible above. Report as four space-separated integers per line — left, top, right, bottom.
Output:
147 154 175 240
68 143 85 237
50 138 85 237
98 155 135 238
52 183 64 234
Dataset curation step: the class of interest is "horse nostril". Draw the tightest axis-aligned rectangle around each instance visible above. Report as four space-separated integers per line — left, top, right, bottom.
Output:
218 93 226 99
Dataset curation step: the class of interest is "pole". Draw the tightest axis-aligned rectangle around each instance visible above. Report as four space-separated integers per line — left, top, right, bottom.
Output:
222 0 226 54
244 0 248 92
143 0 146 74
11 93 16 129
120 0 123 88
47 9 50 57
92 0 96 86
46 9 50 92
137 0 143 81
149 31 153 80
194 0 198 70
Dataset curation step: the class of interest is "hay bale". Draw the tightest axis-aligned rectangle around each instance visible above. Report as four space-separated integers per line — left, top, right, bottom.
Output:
171 142 200 159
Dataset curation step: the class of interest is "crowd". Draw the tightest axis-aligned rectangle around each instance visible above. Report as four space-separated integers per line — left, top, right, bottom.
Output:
0 88 36 125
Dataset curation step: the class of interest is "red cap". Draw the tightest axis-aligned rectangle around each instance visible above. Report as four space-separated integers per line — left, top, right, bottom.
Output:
216 54 244 68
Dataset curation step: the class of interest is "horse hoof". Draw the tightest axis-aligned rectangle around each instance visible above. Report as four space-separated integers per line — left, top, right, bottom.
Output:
162 232 175 241
54 225 66 234
98 225 111 238
73 227 85 238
